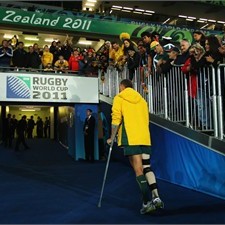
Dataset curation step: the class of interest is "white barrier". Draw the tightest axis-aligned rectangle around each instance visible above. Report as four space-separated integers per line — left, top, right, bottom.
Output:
100 64 224 139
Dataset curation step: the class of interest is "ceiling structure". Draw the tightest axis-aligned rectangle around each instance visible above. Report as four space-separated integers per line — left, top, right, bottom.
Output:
20 1 225 31
100 1 225 31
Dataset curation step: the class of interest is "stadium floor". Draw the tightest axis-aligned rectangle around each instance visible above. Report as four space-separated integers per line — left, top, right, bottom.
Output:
0 139 224 224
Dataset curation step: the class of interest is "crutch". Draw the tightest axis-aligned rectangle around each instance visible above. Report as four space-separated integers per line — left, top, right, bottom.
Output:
97 128 118 208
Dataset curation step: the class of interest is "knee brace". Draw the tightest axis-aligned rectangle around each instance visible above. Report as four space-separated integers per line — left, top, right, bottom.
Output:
149 183 158 191
143 166 152 175
142 159 150 166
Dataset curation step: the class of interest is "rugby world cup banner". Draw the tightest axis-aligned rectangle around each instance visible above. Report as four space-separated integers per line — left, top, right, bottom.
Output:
0 73 99 103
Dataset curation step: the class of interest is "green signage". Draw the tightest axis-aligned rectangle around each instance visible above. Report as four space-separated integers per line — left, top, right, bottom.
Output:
200 0 225 6
0 7 221 43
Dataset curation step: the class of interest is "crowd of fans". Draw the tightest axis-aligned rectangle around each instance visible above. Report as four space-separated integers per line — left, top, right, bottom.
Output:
1 29 225 134
0 36 104 76
1 30 225 81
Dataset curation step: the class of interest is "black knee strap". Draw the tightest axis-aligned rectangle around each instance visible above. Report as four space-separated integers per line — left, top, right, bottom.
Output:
142 159 149 165
149 183 158 191
143 167 152 175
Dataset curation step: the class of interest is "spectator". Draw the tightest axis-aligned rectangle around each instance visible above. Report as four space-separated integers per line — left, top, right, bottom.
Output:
204 35 223 67
193 30 206 48
161 36 175 52
49 41 59 64
12 41 27 69
150 41 169 73
176 39 191 65
41 45 53 68
141 31 154 75
123 38 138 56
98 40 111 62
152 31 160 42
69 48 83 73
83 49 96 76
26 46 41 70
138 44 148 92
61 41 73 61
160 46 180 74
109 42 125 71
0 39 13 71
54 55 69 73
127 48 140 80
44 63 54 72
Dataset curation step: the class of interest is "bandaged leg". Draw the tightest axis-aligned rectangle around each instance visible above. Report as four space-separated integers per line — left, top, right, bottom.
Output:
142 153 159 199
129 154 150 204
136 175 150 204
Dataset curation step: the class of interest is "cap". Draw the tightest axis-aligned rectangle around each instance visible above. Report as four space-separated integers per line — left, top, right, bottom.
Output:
162 36 172 40
169 46 180 53
150 41 159 50
193 30 204 35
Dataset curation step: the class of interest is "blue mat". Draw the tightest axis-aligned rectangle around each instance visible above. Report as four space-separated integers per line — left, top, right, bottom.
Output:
0 139 224 224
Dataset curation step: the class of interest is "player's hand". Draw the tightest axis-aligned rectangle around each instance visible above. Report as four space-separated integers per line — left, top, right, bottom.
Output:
107 138 112 145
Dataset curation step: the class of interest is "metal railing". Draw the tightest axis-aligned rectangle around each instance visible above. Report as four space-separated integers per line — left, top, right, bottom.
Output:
99 64 225 140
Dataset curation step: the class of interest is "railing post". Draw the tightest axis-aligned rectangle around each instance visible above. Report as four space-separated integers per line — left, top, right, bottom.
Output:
164 74 168 119
184 75 190 127
147 74 153 113
217 65 224 139
115 70 119 95
133 69 138 91
211 66 218 138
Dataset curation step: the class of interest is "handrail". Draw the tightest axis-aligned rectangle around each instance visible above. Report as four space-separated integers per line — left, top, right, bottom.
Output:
99 64 225 140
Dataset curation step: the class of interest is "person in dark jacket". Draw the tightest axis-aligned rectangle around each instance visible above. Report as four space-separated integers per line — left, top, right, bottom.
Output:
3 114 13 148
127 48 140 80
36 117 43 138
27 116 35 139
12 42 27 69
176 39 191 65
26 46 41 70
15 115 29 151
0 39 13 71
83 109 95 162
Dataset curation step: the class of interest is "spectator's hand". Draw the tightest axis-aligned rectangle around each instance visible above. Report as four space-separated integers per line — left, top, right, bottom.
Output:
205 55 214 63
157 59 163 66
218 46 225 55
145 67 152 76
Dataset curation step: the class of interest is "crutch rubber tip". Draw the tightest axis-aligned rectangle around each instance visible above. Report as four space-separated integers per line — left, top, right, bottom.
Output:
98 203 101 208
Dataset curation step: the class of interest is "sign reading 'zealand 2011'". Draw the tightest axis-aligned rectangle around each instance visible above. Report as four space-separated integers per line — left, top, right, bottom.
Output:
0 73 99 103
2 10 92 30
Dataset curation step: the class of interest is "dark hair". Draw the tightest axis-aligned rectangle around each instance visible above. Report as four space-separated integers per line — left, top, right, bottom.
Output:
141 31 152 38
120 79 133 88
205 35 221 55
87 108 92 113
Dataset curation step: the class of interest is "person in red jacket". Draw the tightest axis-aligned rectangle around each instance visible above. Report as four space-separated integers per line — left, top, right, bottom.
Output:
68 48 83 74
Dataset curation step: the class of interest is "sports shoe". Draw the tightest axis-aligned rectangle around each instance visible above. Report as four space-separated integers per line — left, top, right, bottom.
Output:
140 201 156 214
152 197 164 209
